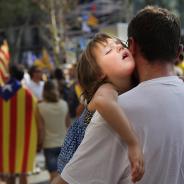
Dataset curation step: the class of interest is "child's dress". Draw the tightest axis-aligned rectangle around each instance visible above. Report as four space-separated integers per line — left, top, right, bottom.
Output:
57 107 94 173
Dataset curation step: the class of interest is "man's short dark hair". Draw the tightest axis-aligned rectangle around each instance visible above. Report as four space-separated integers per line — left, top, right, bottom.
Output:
128 6 181 63
28 65 40 79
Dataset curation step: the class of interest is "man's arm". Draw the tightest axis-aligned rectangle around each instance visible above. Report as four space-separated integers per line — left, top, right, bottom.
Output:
51 175 68 184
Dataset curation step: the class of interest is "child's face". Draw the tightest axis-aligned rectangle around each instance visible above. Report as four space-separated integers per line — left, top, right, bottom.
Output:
94 38 135 89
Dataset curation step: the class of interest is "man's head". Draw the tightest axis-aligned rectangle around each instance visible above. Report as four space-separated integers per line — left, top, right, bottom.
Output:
28 65 43 82
128 6 181 63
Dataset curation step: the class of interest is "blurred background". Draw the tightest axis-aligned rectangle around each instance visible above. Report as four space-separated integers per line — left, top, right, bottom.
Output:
0 0 183 71
0 1 184 184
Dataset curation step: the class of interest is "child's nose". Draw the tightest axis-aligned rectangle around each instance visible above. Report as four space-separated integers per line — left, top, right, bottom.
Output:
116 44 123 53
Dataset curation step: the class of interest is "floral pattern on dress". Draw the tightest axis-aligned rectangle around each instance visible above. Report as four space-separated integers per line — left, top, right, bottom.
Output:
57 107 94 173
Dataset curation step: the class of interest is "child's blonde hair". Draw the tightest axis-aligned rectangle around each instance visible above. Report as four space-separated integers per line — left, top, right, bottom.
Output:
77 33 115 103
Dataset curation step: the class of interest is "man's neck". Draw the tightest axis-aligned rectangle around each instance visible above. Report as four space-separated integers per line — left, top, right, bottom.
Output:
137 58 175 82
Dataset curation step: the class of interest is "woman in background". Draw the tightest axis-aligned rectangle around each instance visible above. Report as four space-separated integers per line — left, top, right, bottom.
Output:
36 80 71 182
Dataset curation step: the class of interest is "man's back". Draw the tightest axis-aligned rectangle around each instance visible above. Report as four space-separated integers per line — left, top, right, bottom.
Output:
119 76 184 184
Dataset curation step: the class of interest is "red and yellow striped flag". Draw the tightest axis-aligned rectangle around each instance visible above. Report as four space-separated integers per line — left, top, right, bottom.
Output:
0 84 37 174
0 40 10 85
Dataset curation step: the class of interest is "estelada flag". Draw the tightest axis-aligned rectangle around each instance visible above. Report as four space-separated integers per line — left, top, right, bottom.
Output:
0 40 10 85
0 79 37 174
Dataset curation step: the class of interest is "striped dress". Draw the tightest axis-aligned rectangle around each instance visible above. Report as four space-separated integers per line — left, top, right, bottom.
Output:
0 79 37 174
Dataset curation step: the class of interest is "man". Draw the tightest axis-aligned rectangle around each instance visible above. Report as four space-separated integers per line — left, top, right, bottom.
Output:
25 65 44 101
53 6 184 184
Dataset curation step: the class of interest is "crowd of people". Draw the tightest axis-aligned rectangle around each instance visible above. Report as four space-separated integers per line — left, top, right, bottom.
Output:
0 64 83 184
0 5 184 184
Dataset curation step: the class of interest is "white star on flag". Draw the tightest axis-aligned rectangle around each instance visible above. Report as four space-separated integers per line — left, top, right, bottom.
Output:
2 84 12 92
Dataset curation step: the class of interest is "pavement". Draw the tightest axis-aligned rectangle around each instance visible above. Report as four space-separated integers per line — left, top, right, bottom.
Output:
0 153 50 184
28 170 49 184
28 152 50 184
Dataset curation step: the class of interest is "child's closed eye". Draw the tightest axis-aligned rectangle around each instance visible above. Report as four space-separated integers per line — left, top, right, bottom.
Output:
105 49 112 55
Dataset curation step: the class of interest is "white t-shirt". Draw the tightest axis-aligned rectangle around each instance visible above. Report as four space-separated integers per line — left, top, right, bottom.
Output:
25 80 44 101
38 99 68 148
61 76 184 184
62 111 132 184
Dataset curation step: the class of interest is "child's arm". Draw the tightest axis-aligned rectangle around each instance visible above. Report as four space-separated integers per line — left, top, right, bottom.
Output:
92 83 137 145
90 83 144 182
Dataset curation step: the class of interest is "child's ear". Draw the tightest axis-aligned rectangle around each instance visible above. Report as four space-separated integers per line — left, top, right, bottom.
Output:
99 73 106 81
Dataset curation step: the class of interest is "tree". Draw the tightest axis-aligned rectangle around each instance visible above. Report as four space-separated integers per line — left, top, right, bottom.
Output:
34 0 79 66
0 0 42 63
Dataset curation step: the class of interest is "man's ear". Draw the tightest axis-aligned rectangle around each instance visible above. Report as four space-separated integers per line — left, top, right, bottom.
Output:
128 37 136 55
176 44 184 60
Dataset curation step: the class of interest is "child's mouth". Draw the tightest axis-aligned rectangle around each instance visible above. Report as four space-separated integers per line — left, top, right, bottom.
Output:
122 53 128 60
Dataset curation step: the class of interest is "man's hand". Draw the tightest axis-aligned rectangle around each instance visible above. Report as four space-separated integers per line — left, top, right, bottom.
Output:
51 175 68 184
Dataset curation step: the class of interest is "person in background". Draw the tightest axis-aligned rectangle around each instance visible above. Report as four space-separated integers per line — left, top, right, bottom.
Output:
36 80 71 182
52 67 66 99
63 64 82 120
52 66 84 117
25 65 44 101
0 64 39 184
54 6 184 184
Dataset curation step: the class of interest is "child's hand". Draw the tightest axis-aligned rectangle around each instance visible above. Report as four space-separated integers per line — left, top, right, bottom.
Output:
128 143 144 183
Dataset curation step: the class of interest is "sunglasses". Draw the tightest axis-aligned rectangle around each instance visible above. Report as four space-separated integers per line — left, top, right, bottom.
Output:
112 36 129 48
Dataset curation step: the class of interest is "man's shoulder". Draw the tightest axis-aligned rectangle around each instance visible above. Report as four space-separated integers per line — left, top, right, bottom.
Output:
119 86 141 100
117 85 147 112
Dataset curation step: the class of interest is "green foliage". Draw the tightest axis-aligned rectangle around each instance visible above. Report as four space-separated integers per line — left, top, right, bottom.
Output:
0 0 42 28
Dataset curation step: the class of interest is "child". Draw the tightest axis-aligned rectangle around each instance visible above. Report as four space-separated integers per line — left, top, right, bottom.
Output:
57 33 144 183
